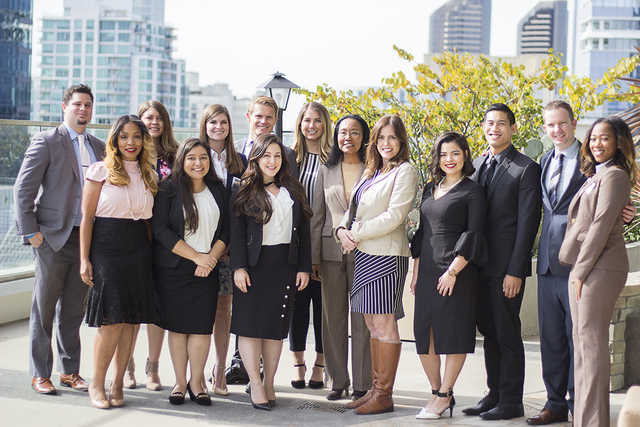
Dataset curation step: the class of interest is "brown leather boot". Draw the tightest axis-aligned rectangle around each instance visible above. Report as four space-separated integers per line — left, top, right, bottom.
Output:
354 341 401 415
346 337 379 409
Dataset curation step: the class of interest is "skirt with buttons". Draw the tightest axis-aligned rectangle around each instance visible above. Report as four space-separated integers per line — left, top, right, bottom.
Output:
230 244 297 340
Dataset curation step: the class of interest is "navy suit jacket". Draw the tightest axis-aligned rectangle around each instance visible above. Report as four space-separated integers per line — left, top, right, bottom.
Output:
229 184 311 273
152 179 230 268
537 142 586 277
471 144 542 279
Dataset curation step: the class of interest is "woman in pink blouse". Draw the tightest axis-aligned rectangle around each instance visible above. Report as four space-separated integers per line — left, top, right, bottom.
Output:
79 115 159 409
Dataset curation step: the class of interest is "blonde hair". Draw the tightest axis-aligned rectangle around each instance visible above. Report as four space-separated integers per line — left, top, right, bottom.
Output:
292 102 332 165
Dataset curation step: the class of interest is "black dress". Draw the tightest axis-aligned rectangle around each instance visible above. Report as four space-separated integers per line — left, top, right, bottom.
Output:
411 178 487 354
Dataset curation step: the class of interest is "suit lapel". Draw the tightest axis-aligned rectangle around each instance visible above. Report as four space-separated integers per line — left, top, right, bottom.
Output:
334 163 364 213
487 145 516 199
58 124 82 184
540 151 552 209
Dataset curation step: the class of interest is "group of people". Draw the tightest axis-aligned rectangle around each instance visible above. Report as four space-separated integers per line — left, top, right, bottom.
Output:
14 83 637 426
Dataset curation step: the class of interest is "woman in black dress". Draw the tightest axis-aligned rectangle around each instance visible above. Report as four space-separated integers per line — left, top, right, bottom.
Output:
152 138 230 406
80 115 159 409
410 132 487 419
230 134 313 410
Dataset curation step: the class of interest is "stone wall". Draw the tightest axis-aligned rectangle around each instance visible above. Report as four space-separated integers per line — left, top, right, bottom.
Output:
610 273 640 391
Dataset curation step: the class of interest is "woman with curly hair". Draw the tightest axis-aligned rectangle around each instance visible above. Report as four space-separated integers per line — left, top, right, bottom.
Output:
230 134 313 410
80 115 158 409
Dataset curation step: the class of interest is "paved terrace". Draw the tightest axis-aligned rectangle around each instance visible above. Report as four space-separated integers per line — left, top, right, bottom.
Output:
0 321 628 426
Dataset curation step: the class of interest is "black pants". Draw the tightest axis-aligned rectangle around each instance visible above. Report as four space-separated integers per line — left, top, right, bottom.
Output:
288 278 323 353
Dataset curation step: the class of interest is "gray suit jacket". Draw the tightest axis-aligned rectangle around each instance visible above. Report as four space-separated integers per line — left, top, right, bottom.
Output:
311 162 364 263
559 162 630 280
537 143 587 277
14 124 105 252
234 137 299 179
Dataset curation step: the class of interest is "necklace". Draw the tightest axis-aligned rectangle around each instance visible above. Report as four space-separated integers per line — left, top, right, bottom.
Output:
125 162 147 221
438 175 464 194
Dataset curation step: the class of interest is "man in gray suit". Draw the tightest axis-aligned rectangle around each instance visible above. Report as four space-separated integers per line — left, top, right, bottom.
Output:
234 95 298 178
14 84 105 395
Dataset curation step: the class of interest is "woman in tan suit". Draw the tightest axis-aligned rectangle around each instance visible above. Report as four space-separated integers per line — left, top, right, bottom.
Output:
311 114 372 401
337 115 418 415
559 116 638 427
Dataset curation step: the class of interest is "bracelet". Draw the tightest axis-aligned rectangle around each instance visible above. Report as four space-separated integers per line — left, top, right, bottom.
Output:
447 267 458 277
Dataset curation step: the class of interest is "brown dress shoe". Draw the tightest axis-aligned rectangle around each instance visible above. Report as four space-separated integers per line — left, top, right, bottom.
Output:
32 377 57 395
60 374 89 391
526 408 568 425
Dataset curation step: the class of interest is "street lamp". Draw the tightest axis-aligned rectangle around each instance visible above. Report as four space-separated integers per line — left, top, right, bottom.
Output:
257 72 300 140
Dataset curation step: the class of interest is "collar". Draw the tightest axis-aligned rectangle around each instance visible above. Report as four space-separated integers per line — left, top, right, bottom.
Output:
63 122 86 142
595 158 613 174
554 138 579 160
487 144 513 165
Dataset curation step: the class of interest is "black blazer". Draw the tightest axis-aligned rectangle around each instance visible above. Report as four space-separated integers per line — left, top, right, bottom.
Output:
223 152 247 192
152 179 230 268
537 142 586 277
229 184 312 273
471 144 542 279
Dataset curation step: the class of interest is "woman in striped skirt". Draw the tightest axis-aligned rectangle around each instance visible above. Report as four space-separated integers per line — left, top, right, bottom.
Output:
336 115 418 415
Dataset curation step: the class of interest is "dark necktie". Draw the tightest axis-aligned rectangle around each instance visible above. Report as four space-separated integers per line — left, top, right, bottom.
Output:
483 157 497 193
549 154 563 209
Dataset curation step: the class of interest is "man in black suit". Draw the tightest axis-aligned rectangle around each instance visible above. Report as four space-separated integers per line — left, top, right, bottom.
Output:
463 103 542 420
526 101 636 425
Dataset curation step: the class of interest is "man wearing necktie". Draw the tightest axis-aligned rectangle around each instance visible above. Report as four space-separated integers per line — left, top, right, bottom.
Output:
14 84 105 395
463 103 542 420
527 101 636 426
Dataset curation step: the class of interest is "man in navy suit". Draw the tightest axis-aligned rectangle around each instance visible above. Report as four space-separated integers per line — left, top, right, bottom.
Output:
526 101 636 425
14 84 104 395
464 103 542 420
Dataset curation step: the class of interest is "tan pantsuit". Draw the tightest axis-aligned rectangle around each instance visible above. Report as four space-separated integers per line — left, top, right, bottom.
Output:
559 162 631 427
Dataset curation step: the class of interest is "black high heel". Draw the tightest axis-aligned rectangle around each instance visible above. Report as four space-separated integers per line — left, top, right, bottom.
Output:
438 389 456 418
248 385 270 411
187 382 211 406
291 363 306 389
308 364 324 389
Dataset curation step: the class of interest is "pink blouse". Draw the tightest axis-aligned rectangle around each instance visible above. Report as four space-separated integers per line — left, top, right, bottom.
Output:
86 161 153 220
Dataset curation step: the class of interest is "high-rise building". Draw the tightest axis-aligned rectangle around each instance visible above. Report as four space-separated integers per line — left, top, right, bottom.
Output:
429 0 491 55
31 0 189 127
517 1 568 61
567 0 640 117
0 0 32 120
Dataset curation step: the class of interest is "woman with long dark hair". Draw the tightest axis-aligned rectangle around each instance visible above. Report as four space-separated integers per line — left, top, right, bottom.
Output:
559 116 638 427
199 104 247 396
230 134 313 410
80 115 158 409
337 115 418 415
152 137 229 406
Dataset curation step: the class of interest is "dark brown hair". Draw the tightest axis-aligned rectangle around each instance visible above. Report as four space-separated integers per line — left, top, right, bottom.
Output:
363 115 410 179
137 100 179 166
580 116 638 185
170 137 222 233
428 132 475 184
233 134 313 223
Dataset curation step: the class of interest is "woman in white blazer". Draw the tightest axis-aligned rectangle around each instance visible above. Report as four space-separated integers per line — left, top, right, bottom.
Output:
337 115 418 415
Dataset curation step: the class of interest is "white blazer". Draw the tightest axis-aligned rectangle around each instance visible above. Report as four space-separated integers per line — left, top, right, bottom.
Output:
338 162 418 257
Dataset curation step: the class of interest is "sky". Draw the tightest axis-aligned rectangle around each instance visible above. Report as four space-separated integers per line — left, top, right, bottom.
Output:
32 0 547 127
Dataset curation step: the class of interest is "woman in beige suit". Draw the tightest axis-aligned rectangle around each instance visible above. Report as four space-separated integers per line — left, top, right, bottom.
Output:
559 116 638 427
311 114 372 401
337 115 418 415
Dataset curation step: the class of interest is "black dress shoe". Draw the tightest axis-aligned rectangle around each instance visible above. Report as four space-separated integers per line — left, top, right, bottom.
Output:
268 399 276 408
225 364 249 384
251 396 270 411
326 388 347 400
480 402 524 420
462 395 499 415
187 383 212 406
169 386 185 405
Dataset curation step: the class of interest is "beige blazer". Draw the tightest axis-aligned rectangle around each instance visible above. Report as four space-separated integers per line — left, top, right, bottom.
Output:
558 161 631 281
311 162 365 264
337 162 418 257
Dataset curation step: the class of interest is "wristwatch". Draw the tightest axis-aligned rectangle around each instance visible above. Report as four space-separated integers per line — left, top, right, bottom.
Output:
447 268 458 277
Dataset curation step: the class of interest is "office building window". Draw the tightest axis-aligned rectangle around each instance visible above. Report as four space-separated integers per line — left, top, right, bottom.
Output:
42 56 54 65
73 69 81 78
86 32 94 41
42 44 54 53
85 44 93 53
56 69 69 78
99 45 115 54
74 44 81 53
42 32 54 41
87 20 94 29
74 19 82 29
57 44 69 53
55 56 69 66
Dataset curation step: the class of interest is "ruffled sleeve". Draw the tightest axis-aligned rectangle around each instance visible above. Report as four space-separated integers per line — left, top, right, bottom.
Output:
454 230 487 266
453 180 487 266
85 161 109 183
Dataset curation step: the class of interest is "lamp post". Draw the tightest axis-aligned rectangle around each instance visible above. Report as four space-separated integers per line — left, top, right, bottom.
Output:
257 72 300 140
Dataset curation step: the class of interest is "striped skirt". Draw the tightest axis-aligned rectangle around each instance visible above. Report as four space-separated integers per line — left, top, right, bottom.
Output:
351 249 408 318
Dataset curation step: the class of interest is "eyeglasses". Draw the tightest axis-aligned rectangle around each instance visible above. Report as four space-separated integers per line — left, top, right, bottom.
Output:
338 130 361 138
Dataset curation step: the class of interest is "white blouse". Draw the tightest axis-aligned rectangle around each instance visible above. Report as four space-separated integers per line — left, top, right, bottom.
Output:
262 187 293 246
184 187 220 253
211 148 227 186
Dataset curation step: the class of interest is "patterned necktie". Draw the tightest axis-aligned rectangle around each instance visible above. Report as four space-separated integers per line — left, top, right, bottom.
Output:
483 157 497 193
78 134 91 181
549 153 563 209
